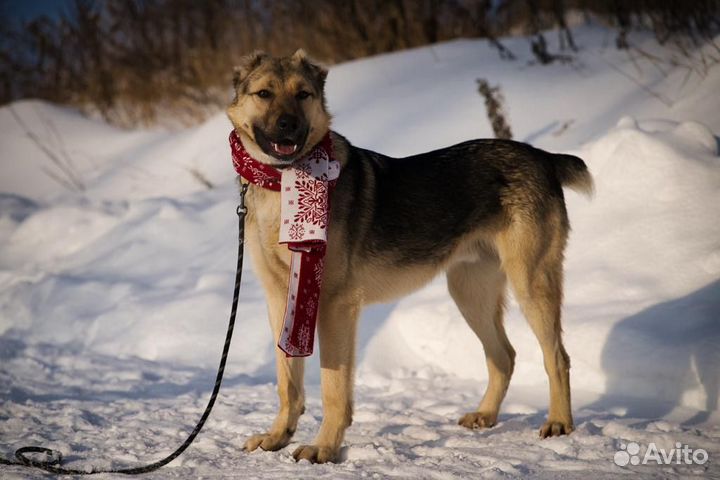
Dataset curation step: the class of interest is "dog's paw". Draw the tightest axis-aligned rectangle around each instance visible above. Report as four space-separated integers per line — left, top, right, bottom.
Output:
458 411 497 430
292 444 337 464
539 420 574 438
243 431 292 452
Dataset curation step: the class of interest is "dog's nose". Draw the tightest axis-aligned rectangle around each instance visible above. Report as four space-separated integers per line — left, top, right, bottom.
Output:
276 114 299 133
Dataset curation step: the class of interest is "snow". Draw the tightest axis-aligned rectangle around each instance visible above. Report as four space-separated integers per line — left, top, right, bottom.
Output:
1 24 719 478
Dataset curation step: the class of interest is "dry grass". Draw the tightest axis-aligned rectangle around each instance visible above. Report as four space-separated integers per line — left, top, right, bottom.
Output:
477 79 513 140
1 0 717 127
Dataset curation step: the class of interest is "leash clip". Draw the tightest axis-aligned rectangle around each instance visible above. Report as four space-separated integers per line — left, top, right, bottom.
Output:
237 183 249 216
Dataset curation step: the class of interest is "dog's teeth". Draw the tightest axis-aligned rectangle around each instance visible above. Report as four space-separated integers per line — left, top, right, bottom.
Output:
272 143 298 155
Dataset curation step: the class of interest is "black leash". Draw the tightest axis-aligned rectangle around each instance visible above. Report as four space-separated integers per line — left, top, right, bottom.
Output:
0 184 249 475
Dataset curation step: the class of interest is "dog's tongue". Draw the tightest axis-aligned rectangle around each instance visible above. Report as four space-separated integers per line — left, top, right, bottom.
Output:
272 142 298 156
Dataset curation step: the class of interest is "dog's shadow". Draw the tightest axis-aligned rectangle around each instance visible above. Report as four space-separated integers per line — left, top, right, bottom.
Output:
588 279 720 425
0 338 277 404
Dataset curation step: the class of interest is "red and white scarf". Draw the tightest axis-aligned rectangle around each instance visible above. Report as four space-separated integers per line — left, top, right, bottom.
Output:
229 130 340 357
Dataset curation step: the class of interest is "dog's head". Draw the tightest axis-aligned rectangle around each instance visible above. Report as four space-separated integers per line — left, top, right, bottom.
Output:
227 49 330 167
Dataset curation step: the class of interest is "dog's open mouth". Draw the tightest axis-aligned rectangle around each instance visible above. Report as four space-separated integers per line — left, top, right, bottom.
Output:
270 141 298 157
254 127 307 165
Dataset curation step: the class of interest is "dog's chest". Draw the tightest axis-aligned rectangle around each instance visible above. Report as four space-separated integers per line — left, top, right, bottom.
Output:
247 188 291 267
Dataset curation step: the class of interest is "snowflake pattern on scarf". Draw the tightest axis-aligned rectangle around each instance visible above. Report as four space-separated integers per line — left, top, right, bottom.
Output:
304 296 317 316
294 179 329 227
246 165 277 188
288 224 305 240
296 323 313 353
313 258 325 284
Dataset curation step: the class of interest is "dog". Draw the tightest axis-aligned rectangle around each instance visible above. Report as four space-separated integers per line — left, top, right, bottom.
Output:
226 49 593 464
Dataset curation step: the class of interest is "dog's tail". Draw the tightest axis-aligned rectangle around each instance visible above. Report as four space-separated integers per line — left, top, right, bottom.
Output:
553 153 594 197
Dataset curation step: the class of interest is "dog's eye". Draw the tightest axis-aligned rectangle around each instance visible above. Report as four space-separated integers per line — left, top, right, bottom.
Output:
256 89 272 99
296 91 311 100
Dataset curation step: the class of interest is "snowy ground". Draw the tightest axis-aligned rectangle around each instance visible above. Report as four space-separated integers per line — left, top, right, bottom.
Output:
1 25 719 478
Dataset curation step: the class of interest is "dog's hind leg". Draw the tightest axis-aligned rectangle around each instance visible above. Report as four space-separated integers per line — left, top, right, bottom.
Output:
293 298 360 464
244 286 305 453
447 259 515 430
496 213 574 438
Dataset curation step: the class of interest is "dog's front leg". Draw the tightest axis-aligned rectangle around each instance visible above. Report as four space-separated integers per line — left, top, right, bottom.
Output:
244 290 305 452
293 299 359 464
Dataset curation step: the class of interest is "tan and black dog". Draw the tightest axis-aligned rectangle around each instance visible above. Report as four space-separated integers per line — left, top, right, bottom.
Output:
227 49 593 464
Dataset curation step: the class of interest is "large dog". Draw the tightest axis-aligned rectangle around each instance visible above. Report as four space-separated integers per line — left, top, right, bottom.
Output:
227 50 593 464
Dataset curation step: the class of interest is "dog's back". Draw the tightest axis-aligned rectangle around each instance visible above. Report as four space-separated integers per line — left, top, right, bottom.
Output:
330 135 592 267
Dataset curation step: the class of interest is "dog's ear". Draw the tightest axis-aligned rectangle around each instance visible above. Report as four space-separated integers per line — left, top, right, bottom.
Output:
233 50 268 90
292 48 328 91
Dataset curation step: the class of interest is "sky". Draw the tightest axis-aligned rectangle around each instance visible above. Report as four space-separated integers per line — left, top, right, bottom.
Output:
2 0 72 23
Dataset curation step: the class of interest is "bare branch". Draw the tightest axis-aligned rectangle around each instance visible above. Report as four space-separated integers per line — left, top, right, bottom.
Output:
599 57 674 107
9 105 86 192
187 167 214 190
